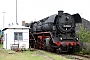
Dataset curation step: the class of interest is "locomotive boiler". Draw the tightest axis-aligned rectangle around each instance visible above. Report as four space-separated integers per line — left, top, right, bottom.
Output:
29 10 82 53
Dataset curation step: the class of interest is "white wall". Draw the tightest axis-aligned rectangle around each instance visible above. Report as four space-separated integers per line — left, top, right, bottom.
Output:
3 28 29 50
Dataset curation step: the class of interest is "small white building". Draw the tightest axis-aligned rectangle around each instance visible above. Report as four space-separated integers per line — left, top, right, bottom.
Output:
2 25 30 50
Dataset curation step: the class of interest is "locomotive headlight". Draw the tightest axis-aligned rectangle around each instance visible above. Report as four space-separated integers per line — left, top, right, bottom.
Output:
76 38 79 40
60 37 63 40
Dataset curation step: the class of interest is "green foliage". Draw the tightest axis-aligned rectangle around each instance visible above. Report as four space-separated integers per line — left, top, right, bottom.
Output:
25 21 34 26
77 24 90 55
25 23 29 27
77 48 90 55
79 48 86 55
77 24 90 42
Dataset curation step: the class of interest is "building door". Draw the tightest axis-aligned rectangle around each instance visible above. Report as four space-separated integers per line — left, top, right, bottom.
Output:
6 34 7 49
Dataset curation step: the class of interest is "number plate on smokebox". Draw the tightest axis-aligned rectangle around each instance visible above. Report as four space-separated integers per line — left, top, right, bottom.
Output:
63 25 71 27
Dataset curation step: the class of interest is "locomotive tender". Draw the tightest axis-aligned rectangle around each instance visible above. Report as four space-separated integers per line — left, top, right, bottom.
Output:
29 10 82 53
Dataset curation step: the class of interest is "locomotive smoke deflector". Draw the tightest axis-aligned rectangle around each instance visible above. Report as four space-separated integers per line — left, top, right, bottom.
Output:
72 13 82 23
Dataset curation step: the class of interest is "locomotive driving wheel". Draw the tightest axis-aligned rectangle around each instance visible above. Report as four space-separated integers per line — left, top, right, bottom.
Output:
35 38 40 49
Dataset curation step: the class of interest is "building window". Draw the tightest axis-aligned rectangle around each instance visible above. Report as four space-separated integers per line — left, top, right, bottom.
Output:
14 32 23 40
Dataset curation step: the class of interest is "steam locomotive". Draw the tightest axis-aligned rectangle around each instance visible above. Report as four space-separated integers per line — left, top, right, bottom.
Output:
29 11 82 53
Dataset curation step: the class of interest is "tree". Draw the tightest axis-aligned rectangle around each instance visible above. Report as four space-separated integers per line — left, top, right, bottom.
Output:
25 23 29 27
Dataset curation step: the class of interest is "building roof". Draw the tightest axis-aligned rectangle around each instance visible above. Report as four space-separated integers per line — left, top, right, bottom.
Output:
2 25 30 31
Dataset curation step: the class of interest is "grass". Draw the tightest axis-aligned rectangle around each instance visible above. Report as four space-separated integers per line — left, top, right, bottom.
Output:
0 44 71 60
0 50 46 60
39 50 71 60
0 43 3 48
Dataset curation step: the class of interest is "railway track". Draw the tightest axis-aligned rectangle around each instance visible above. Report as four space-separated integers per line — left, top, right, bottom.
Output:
73 54 90 58
42 50 90 60
60 54 90 60
57 53 90 60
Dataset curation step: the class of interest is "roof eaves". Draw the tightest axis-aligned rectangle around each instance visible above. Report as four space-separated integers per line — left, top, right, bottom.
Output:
2 28 8 31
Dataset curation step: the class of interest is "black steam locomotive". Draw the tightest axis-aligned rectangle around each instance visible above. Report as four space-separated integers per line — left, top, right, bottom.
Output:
29 11 82 53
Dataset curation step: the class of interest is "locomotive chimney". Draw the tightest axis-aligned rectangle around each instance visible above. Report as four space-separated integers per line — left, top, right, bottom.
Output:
58 10 64 16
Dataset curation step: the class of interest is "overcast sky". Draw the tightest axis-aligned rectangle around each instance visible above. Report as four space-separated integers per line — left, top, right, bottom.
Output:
0 0 90 29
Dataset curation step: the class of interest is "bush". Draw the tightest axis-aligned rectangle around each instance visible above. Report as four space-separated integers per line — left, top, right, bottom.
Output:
77 24 90 55
79 48 90 55
77 24 90 43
